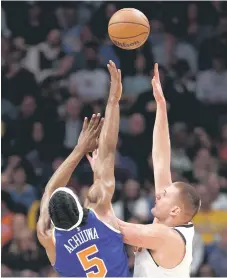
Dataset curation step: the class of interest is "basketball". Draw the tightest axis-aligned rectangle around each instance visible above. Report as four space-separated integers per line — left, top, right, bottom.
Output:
108 8 150 50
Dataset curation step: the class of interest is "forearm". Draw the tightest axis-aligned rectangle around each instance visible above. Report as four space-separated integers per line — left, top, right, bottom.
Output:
39 145 85 216
152 102 172 192
93 98 119 190
99 98 119 159
117 219 144 245
117 219 165 249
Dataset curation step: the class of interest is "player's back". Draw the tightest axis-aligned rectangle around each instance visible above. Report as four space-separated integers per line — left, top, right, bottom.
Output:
53 208 130 277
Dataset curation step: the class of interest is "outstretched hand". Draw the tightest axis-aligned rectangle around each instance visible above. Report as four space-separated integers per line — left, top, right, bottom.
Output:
152 63 166 104
107 60 122 102
78 114 104 153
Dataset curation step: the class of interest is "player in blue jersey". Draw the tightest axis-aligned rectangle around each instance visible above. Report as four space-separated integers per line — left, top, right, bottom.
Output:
37 61 130 277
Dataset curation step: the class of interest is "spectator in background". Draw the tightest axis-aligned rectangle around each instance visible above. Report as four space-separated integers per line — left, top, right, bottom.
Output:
170 59 199 125
68 42 109 102
123 54 151 104
8 166 37 209
25 122 48 175
1 191 14 247
218 123 227 164
171 123 192 173
173 33 198 75
31 29 74 82
113 179 150 222
193 183 227 245
186 3 214 48
148 18 172 69
115 150 138 180
190 232 205 276
207 173 227 210
198 12 227 71
197 54 227 103
208 226 227 277
61 6 82 55
1 36 10 69
27 200 40 232
1 173 11 191
2 228 48 272
197 264 215 277
2 50 39 106
29 29 62 81
13 96 39 155
1 8 11 38
99 35 120 68
90 2 117 41
119 113 151 182
192 148 218 181
12 214 27 240
21 3 51 46
56 97 82 152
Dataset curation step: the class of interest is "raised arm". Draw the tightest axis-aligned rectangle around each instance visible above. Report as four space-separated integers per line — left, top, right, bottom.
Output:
152 63 172 194
86 60 122 204
117 218 183 251
37 115 103 241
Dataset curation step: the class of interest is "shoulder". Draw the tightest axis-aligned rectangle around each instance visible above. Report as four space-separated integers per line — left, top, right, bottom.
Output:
151 224 188 247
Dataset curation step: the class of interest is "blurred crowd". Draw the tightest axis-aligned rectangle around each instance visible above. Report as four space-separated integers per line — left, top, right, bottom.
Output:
1 1 227 277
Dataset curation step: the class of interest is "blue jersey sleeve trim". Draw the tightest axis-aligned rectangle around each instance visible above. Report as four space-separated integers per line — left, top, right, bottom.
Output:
88 208 121 234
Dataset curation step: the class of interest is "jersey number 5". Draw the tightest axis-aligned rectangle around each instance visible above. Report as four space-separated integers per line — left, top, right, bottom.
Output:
77 244 107 278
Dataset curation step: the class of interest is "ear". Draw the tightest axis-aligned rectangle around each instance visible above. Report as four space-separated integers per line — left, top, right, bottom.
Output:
170 206 181 216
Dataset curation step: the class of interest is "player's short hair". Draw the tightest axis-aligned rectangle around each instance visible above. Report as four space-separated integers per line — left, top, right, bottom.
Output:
48 188 88 230
174 182 201 221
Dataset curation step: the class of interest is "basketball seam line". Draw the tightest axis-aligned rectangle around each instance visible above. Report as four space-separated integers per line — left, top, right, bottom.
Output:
110 32 148 39
108 22 150 29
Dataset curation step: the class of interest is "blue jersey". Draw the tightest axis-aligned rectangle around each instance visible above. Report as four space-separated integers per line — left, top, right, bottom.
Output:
53 209 130 277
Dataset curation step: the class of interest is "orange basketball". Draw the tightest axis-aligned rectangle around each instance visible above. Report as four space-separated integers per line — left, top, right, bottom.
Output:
108 8 150 50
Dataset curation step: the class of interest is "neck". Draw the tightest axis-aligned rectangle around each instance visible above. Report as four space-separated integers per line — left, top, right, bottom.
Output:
158 217 188 227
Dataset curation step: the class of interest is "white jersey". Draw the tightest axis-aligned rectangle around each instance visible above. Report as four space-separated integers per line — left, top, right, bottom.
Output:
134 223 194 278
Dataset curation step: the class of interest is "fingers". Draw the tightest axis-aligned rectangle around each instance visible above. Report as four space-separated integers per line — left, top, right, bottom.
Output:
94 117 104 137
151 78 157 91
87 113 104 136
107 60 119 80
154 63 160 82
93 113 101 130
88 114 96 130
82 117 88 131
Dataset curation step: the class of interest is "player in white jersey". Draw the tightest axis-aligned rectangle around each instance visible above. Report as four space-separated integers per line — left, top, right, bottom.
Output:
114 64 201 278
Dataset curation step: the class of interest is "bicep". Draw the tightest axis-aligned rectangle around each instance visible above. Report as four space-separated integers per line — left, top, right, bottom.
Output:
153 167 172 193
119 222 176 250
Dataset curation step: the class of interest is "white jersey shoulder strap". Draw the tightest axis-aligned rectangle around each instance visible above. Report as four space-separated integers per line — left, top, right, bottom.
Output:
173 223 194 245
